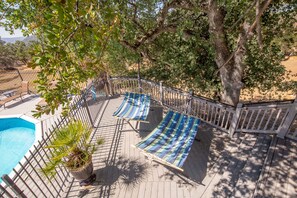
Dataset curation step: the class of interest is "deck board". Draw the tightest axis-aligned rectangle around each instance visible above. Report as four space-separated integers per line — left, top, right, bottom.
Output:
60 96 297 198
232 134 272 198
0 95 295 198
287 140 297 197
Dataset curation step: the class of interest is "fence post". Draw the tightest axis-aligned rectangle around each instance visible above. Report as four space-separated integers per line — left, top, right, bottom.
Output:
186 90 193 114
106 74 114 96
137 59 142 93
41 120 44 139
16 69 24 81
138 77 142 93
159 81 164 105
1 174 27 198
0 183 14 198
83 96 94 127
277 98 297 139
229 103 243 137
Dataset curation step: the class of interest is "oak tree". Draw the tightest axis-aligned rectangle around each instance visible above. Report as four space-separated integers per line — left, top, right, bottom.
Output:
1 0 295 116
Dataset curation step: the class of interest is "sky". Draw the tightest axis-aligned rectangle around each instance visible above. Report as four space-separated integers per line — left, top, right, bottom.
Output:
0 26 24 38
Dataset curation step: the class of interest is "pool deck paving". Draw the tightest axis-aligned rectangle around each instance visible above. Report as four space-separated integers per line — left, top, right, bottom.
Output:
0 94 61 119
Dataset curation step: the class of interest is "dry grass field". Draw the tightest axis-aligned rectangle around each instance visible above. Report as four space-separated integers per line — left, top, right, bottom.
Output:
1 56 296 101
282 56 297 81
240 56 297 102
0 66 40 93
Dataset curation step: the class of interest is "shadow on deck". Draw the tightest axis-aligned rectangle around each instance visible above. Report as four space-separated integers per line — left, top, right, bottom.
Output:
64 96 297 198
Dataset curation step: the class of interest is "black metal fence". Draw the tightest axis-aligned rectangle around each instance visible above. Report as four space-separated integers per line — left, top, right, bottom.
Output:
0 87 97 198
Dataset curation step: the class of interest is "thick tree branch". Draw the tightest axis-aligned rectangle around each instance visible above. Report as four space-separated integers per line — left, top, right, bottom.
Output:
208 0 231 68
208 0 273 105
127 2 146 33
256 0 263 49
137 25 177 46
157 0 171 24
122 0 202 52
230 0 258 31
76 0 79 13
141 48 157 63
215 0 273 74
249 0 272 35
122 0 183 50
121 0 204 66
120 40 137 51
120 25 177 49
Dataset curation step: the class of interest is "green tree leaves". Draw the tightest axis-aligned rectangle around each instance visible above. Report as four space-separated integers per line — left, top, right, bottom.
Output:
0 39 32 68
1 0 120 116
1 0 296 114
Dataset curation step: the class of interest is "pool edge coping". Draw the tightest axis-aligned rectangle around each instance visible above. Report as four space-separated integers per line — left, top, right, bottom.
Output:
0 114 42 186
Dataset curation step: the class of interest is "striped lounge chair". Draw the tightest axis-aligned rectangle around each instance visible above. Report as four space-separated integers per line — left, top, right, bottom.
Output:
113 92 151 131
135 110 200 171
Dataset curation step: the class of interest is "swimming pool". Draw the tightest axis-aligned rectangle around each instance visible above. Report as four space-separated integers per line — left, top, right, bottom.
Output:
0 116 40 182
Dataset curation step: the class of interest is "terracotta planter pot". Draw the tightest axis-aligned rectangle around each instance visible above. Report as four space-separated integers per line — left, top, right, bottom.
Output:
68 157 93 181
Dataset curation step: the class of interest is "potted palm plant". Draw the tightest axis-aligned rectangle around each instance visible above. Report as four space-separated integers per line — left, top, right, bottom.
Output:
42 120 103 186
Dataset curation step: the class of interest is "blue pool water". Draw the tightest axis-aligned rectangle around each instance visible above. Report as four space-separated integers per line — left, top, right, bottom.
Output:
0 118 35 182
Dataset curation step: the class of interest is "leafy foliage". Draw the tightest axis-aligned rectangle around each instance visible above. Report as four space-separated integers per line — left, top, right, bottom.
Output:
106 0 219 95
0 40 32 68
1 0 120 115
244 39 287 91
42 120 104 178
107 0 296 100
262 0 297 55
1 0 296 113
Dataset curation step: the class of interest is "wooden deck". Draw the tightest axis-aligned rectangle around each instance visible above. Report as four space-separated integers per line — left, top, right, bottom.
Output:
63 96 297 198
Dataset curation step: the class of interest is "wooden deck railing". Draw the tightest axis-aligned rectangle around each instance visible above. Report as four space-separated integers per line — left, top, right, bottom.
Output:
236 102 292 134
109 77 139 95
109 77 297 139
189 97 235 133
285 115 297 140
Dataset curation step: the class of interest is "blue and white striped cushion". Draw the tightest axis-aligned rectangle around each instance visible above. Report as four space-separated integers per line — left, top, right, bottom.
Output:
113 92 151 121
136 110 200 168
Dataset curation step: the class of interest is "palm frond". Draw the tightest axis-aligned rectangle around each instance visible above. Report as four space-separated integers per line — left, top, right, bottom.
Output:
42 120 104 179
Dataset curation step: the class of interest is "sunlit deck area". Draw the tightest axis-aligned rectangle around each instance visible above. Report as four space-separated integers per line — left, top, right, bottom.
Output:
60 95 296 198
1 0 297 196
1 82 297 197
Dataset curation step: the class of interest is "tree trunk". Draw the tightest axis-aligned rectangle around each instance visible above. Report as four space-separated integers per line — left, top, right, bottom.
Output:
208 0 272 106
208 0 244 106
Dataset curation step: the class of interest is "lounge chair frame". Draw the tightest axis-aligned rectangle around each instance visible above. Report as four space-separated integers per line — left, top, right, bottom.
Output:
113 92 151 132
135 110 200 171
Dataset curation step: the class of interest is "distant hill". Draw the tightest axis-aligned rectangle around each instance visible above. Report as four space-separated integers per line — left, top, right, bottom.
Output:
1 35 37 44
1 37 24 43
23 35 37 43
